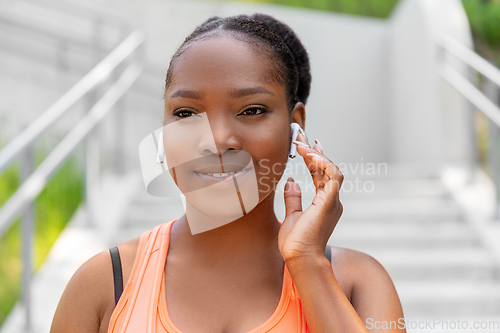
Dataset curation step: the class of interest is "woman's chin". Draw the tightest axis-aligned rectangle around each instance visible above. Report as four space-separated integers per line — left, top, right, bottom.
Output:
182 188 274 221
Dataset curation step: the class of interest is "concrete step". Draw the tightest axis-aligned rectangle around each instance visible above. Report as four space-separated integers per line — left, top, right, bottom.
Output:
339 177 453 200
328 246 500 281
122 197 185 229
130 185 181 204
341 197 463 220
380 248 498 282
395 281 500 317
330 220 480 248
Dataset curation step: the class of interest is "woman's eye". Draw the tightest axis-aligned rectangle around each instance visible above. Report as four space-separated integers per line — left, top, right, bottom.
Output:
173 109 197 118
240 107 267 116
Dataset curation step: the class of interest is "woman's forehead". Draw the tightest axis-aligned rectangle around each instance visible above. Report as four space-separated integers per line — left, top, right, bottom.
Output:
166 36 283 94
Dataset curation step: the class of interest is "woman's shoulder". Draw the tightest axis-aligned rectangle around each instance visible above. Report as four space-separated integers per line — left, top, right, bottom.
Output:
328 247 405 326
50 237 141 333
329 246 385 269
75 236 141 293
115 237 141 288
328 246 395 304
65 222 169 303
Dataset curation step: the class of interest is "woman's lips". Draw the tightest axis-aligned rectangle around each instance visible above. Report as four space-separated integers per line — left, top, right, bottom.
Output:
193 167 253 188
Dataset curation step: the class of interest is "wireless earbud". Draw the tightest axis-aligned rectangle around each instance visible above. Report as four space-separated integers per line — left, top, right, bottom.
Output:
157 131 166 164
289 123 302 159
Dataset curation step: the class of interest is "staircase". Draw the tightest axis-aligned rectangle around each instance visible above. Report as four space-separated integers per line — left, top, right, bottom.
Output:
0 0 120 139
329 168 500 327
108 188 186 245
0 0 163 167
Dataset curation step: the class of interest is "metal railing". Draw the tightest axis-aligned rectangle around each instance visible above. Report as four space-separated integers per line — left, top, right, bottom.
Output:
0 30 145 332
436 32 500 220
1 0 130 72
25 0 130 32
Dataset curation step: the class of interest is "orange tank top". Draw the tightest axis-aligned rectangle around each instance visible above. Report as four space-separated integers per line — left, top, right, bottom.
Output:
107 219 310 333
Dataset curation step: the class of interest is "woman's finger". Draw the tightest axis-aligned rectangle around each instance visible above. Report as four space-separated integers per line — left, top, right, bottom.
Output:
293 133 325 187
314 139 323 154
312 139 325 179
293 145 343 204
293 141 342 180
293 140 327 191
306 152 344 193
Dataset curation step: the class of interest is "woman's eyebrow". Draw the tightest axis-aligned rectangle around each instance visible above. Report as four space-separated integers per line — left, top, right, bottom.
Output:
230 87 276 98
169 90 204 100
169 87 275 100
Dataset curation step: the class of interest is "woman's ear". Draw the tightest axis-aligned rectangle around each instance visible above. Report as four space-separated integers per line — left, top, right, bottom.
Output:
290 102 306 130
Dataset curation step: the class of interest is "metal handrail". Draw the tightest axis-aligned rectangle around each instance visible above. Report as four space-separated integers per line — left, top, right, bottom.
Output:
4 0 130 42
0 31 144 175
437 63 500 127
0 13 111 53
436 32 500 220
0 0 131 78
0 62 142 235
25 0 130 31
436 33 500 88
0 30 145 332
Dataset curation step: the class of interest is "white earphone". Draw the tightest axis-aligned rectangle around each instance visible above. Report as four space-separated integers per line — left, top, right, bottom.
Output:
157 131 165 164
157 122 304 164
289 122 303 159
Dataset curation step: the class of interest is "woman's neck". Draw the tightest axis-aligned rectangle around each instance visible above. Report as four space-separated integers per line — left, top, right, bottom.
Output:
169 191 283 267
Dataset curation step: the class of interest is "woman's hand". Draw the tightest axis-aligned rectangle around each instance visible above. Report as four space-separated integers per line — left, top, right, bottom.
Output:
278 133 344 262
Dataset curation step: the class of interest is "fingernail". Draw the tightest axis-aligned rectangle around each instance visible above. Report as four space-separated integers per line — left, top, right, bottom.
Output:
306 152 322 160
314 139 323 151
287 177 294 182
292 140 309 147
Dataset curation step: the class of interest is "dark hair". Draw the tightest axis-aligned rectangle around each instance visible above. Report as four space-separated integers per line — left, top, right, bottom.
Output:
250 13 311 105
164 14 311 111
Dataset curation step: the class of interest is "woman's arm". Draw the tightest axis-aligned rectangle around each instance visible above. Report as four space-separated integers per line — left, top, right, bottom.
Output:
281 135 406 332
286 248 406 333
332 247 407 333
286 254 369 333
50 250 115 333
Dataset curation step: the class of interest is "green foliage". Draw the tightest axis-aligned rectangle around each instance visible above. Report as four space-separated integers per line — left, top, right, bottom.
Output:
0 163 21 326
462 0 500 48
230 0 400 18
0 151 83 325
462 0 500 65
476 110 490 173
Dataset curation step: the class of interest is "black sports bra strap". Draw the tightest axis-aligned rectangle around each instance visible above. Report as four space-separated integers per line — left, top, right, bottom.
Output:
324 244 332 263
109 246 123 306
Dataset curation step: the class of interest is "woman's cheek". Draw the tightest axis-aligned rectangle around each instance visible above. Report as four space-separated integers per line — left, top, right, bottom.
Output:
253 147 288 199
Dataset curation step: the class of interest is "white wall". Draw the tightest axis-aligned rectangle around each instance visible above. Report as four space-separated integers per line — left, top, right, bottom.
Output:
388 0 473 174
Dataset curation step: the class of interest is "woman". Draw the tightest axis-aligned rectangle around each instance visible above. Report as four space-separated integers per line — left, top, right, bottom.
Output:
51 14 406 333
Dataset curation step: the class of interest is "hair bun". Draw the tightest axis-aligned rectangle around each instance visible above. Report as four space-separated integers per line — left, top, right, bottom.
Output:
251 13 311 105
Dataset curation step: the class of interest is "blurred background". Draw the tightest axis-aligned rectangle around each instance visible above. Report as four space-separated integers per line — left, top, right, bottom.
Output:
1 0 500 332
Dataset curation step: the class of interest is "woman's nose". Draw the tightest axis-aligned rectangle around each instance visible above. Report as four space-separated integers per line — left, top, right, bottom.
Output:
198 119 241 155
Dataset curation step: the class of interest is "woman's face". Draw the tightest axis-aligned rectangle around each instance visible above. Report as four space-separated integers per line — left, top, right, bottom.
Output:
163 35 295 220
